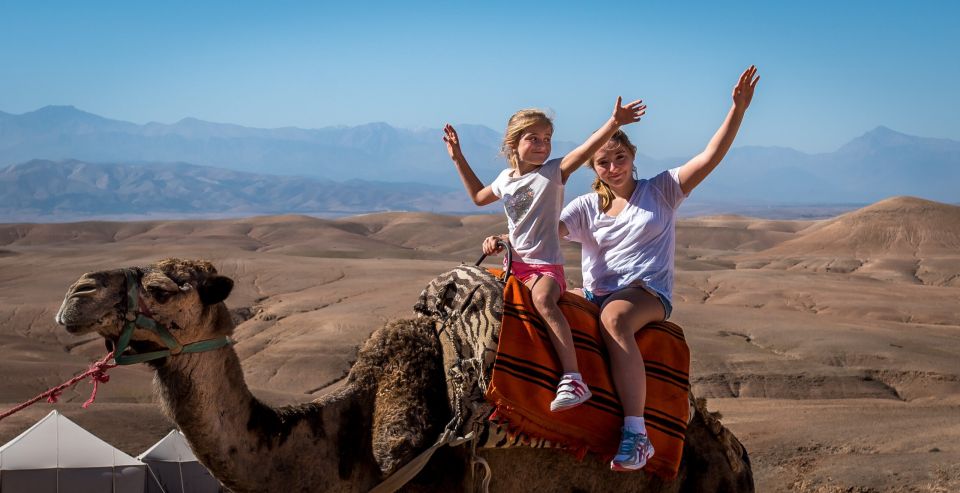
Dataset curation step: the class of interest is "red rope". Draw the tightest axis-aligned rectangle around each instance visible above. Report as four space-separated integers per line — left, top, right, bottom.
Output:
0 351 117 421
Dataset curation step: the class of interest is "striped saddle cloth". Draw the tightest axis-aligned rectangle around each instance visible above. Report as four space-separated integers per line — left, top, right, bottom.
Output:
485 274 691 479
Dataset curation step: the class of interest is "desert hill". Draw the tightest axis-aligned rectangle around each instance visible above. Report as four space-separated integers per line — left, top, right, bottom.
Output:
732 196 960 286
0 214 482 260
0 197 958 492
764 196 960 257
676 215 816 254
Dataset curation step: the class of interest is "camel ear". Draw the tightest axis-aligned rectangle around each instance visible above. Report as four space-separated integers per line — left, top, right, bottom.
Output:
198 275 233 305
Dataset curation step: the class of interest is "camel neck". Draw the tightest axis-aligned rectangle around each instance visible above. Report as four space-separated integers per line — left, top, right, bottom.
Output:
152 317 380 492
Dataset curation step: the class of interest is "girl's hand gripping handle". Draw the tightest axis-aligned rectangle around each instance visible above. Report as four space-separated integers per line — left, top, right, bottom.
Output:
475 236 512 280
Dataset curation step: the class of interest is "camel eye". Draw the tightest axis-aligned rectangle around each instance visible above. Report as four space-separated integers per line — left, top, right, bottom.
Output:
147 286 176 304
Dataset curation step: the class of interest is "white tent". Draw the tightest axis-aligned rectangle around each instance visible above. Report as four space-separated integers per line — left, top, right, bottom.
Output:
0 410 145 492
138 430 221 493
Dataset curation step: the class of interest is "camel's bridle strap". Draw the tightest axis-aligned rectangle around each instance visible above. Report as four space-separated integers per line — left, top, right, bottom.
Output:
113 269 232 365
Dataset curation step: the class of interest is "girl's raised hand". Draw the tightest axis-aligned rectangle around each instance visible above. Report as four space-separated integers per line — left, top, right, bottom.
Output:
443 124 464 161
611 96 647 126
732 65 760 111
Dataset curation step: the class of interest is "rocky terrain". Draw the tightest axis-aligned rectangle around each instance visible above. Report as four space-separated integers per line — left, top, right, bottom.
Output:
1 196 958 492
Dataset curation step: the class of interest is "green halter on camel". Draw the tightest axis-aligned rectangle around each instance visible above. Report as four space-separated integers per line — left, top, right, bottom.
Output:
113 269 232 365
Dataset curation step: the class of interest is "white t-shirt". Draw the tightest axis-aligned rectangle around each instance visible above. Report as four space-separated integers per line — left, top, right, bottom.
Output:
490 158 564 265
560 167 687 302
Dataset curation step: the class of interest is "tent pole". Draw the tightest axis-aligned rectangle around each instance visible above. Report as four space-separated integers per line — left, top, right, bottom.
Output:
56 413 60 493
178 459 185 493
146 463 168 493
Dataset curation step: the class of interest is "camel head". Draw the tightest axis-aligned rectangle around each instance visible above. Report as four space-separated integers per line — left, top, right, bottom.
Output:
56 258 234 363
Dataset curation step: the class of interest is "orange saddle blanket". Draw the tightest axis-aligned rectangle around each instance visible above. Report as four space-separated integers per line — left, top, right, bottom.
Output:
485 274 690 479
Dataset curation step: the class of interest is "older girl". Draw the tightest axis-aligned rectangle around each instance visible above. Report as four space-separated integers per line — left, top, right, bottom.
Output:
560 66 759 471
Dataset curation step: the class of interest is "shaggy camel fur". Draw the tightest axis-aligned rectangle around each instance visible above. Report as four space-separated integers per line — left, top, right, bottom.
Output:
56 258 753 492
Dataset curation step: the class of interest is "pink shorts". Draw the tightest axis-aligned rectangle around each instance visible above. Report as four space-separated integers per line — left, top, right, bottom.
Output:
507 260 567 292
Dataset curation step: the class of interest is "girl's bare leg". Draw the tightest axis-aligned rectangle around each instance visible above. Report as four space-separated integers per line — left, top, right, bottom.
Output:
598 288 665 417
526 275 578 373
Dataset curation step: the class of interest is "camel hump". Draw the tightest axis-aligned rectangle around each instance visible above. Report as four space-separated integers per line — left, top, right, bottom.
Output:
415 264 504 373
415 265 505 436
415 264 504 323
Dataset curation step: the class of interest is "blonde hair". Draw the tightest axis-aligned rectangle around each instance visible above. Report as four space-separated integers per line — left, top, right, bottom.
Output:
500 109 553 169
588 130 638 213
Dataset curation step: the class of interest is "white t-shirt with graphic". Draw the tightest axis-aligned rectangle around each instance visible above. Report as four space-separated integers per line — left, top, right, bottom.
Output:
490 158 564 265
560 167 687 302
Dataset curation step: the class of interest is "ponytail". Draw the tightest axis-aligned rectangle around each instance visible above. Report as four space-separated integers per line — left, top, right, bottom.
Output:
592 176 615 213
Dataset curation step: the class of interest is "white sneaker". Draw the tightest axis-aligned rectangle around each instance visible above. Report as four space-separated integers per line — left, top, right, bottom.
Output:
610 428 655 471
549 377 592 412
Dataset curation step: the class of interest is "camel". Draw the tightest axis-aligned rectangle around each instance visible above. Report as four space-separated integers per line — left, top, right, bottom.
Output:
55 258 754 492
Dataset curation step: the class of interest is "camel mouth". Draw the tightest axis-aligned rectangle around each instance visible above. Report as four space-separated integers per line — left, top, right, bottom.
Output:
57 313 106 335
59 313 102 334
63 323 91 334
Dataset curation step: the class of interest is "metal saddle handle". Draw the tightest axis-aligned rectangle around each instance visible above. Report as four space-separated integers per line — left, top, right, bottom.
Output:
474 238 512 281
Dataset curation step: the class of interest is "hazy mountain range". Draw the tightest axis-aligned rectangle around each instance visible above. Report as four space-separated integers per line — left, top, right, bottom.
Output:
0 105 515 186
1 106 957 220
0 159 473 222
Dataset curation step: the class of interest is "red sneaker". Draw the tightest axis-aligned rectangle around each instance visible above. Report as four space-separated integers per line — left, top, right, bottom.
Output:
549 377 592 412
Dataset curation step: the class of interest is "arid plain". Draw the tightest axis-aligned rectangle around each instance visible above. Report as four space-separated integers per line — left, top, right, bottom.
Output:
1 196 958 492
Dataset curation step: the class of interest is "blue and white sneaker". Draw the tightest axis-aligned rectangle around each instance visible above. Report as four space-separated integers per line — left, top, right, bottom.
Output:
549 377 592 412
610 428 655 471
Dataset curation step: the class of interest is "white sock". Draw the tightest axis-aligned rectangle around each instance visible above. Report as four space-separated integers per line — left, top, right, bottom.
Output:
562 372 582 382
624 416 646 434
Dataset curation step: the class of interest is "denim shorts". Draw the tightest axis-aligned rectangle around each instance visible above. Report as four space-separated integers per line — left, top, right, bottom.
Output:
582 286 673 320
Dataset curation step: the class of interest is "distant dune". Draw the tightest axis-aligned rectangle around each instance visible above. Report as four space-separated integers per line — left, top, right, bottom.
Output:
765 196 960 256
734 196 960 286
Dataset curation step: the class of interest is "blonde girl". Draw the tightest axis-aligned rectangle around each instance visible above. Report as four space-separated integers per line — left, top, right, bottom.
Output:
443 98 645 411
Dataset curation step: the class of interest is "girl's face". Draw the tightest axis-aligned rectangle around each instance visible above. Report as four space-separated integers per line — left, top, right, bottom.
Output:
515 123 553 166
592 142 635 188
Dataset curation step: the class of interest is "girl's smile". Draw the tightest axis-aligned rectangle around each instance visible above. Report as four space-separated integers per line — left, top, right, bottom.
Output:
593 144 635 186
516 122 553 167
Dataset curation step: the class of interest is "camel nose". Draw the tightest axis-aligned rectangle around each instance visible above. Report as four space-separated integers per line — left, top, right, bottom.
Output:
56 273 106 327
69 273 100 298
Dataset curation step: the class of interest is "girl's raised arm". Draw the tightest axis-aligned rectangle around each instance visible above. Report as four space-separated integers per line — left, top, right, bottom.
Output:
559 97 646 183
678 65 760 195
444 124 498 206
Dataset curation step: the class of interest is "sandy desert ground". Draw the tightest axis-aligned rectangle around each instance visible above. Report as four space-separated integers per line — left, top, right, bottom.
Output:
1 196 958 492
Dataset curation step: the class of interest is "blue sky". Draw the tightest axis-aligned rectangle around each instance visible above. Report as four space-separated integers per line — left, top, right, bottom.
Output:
1 1 957 158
